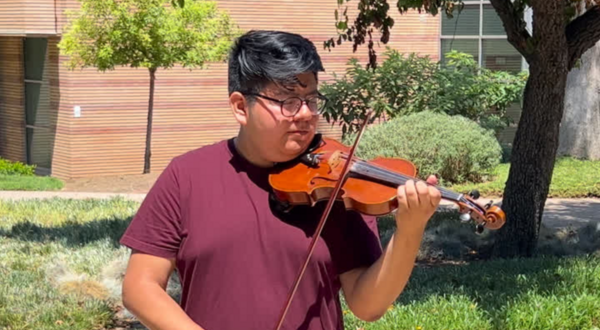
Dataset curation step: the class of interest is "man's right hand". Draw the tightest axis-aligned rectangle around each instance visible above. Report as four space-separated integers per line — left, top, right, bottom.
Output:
122 251 205 330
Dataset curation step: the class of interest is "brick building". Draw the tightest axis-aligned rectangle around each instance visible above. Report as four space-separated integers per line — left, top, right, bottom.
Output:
0 0 525 179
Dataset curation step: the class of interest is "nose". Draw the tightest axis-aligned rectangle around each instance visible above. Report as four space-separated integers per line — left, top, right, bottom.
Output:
294 101 316 121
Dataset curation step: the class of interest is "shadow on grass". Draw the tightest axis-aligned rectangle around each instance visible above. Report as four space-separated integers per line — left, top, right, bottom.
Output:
398 253 600 328
0 216 133 248
379 206 600 262
377 209 600 327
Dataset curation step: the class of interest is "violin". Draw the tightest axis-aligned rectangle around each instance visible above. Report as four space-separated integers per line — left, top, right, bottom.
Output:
268 112 506 330
269 134 505 230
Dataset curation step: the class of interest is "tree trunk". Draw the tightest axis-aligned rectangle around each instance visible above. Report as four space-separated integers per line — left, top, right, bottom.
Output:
491 9 570 257
144 68 156 174
558 40 600 160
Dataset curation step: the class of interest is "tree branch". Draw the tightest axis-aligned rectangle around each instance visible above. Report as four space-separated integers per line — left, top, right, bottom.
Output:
567 5 600 69
489 0 533 60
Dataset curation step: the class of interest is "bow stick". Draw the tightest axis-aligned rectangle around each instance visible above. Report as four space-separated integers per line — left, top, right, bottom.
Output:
273 111 374 330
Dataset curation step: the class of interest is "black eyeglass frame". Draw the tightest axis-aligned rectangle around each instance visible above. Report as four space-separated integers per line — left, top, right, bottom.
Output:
244 92 329 117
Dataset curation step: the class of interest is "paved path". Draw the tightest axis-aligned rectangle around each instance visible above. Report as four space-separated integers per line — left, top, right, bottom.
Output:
439 197 600 230
1 191 598 229
0 191 147 203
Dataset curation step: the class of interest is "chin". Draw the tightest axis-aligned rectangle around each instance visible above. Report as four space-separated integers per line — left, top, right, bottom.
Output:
274 132 312 158
277 141 307 161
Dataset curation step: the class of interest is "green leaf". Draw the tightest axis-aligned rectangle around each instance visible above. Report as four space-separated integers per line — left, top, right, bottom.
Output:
58 0 241 71
319 48 527 139
336 20 348 31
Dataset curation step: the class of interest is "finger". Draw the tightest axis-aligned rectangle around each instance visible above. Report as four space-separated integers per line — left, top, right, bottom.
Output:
396 184 409 212
416 180 430 206
404 180 418 209
429 186 442 207
426 175 438 186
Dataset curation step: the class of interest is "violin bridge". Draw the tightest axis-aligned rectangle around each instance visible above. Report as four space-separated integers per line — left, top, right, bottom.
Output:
327 150 342 169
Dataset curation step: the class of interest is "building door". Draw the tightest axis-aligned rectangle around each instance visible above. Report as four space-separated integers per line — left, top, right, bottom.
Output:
23 37 54 175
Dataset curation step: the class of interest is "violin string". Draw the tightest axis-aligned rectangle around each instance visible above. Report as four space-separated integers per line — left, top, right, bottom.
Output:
338 154 464 202
354 160 461 201
328 153 490 217
357 159 464 202
338 154 433 188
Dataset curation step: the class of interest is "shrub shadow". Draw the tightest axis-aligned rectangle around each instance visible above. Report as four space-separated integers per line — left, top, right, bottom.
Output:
381 208 600 324
0 216 133 248
396 253 600 325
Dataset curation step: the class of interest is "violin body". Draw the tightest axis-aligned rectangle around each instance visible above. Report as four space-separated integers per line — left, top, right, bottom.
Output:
270 137 416 216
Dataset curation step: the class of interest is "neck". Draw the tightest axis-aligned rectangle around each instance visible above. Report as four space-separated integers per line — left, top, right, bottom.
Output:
234 130 275 168
349 159 465 203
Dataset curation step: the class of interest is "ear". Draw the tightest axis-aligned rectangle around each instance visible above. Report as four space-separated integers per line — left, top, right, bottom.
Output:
229 92 249 126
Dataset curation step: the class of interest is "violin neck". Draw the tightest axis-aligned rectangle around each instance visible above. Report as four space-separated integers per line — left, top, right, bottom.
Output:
350 160 465 204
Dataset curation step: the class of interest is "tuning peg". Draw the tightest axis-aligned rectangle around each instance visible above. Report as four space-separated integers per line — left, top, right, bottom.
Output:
468 190 480 200
484 200 494 209
475 222 486 235
459 212 471 222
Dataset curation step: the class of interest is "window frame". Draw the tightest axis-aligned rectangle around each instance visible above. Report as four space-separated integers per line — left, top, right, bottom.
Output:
439 0 526 71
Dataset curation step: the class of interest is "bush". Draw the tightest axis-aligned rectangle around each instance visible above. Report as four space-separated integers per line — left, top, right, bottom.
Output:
345 111 502 184
0 158 36 176
320 48 528 136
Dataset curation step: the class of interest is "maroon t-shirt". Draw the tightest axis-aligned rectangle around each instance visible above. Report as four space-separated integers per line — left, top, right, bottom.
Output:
119 138 383 330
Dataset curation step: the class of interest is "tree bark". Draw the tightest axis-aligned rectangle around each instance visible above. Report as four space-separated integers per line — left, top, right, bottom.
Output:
144 68 156 174
558 41 600 160
491 0 570 258
491 62 569 257
488 0 532 59
566 5 600 69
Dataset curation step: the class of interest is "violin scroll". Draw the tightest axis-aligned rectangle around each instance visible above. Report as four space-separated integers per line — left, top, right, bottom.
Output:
457 195 506 234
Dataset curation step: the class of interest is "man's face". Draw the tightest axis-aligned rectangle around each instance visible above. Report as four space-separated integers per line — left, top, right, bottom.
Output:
231 72 321 164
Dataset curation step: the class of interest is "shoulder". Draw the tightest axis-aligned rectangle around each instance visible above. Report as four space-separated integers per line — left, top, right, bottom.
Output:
168 139 231 175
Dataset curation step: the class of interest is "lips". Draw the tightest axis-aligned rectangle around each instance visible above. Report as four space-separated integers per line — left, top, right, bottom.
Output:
289 130 309 135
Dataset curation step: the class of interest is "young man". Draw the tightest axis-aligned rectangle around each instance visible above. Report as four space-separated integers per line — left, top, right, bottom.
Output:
120 30 441 330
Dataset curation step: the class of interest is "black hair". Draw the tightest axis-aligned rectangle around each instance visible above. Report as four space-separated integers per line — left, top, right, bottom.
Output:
228 30 325 96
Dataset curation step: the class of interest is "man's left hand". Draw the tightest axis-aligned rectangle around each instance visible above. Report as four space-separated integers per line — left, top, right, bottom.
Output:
394 175 442 232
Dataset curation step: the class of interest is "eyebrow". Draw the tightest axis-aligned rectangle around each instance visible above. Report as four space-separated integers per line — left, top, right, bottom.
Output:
275 89 319 98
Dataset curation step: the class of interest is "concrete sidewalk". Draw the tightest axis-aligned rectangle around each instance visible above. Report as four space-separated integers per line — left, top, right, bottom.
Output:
0 190 598 229
0 191 147 203
439 197 600 230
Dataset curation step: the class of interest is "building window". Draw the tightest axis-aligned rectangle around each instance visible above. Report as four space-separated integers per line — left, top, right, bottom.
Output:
23 37 53 172
440 1 524 73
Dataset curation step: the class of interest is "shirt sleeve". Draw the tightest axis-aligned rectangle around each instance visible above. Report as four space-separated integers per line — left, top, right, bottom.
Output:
119 159 183 259
325 204 383 275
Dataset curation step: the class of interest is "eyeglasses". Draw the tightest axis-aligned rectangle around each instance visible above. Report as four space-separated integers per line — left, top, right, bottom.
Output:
246 93 328 117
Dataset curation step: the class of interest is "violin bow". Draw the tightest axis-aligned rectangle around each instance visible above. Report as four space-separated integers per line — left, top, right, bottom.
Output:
273 111 374 330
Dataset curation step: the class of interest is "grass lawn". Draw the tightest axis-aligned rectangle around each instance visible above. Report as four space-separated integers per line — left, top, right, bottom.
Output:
0 198 138 329
343 255 600 330
449 157 600 198
0 174 64 191
1 197 599 329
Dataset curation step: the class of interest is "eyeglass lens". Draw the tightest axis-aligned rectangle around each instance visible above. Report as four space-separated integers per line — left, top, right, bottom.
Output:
282 97 325 116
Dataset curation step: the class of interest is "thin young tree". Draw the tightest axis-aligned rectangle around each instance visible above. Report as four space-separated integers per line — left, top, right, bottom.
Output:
325 0 600 257
59 0 240 173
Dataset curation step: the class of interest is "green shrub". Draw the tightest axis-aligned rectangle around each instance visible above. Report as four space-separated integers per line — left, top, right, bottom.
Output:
320 48 528 136
0 158 36 176
346 111 502 184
